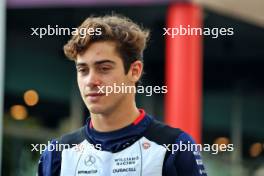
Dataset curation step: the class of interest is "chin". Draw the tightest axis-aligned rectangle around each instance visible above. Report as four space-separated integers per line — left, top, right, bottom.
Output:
87 104 106 114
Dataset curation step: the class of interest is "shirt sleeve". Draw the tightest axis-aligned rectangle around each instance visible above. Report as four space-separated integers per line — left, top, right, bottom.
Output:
164 132 207 176
37 140 62 176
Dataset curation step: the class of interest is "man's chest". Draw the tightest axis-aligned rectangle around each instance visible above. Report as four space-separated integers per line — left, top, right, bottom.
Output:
60 137 167 176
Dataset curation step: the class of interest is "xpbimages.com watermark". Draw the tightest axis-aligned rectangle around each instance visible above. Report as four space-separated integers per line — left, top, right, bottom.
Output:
163 141 234 155
163 25 234 38
31 141 102 154
94 83 168 96
30 25 102 38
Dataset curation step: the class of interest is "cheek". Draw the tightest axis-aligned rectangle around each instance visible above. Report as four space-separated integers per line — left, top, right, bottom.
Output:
99 75 117 85
77 77 85 92
114 70 129 83
109 76 126 85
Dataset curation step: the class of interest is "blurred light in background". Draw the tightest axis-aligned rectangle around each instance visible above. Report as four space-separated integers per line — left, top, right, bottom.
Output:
214 137 230 151
249 142 263 158
23 89 39 106
10 105 28 120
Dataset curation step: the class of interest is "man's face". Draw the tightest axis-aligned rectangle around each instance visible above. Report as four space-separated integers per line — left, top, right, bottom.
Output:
76 41 140 114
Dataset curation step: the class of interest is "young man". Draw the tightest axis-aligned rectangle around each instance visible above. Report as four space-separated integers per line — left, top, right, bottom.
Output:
38 15 207 176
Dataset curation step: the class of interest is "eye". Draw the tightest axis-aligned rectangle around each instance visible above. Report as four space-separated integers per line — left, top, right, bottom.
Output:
99 66 111 72
77 68 88 75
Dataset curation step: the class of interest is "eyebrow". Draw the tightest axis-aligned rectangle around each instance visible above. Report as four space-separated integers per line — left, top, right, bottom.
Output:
75 62 87 67
94 60 116 66
76 60 116 67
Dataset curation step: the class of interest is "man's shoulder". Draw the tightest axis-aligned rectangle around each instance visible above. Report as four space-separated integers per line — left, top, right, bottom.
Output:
144 118 184 145
57 125 87 145
38 126 87 162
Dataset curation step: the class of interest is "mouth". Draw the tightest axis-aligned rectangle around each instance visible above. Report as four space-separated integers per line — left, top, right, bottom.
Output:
86 92 105 97
85 92 105 101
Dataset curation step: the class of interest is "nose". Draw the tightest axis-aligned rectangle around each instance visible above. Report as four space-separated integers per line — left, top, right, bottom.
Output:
85 70 101 88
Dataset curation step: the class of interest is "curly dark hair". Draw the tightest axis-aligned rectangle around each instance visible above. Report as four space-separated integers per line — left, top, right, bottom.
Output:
63 14 150 74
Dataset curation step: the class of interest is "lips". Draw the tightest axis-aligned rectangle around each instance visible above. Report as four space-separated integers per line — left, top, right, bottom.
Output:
86 92 105 97
84 92 105 102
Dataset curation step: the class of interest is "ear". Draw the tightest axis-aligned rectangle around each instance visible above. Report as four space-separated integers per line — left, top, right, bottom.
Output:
128 60 143 83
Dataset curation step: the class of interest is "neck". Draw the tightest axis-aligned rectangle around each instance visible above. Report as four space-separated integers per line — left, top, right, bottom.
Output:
90 98 140 132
